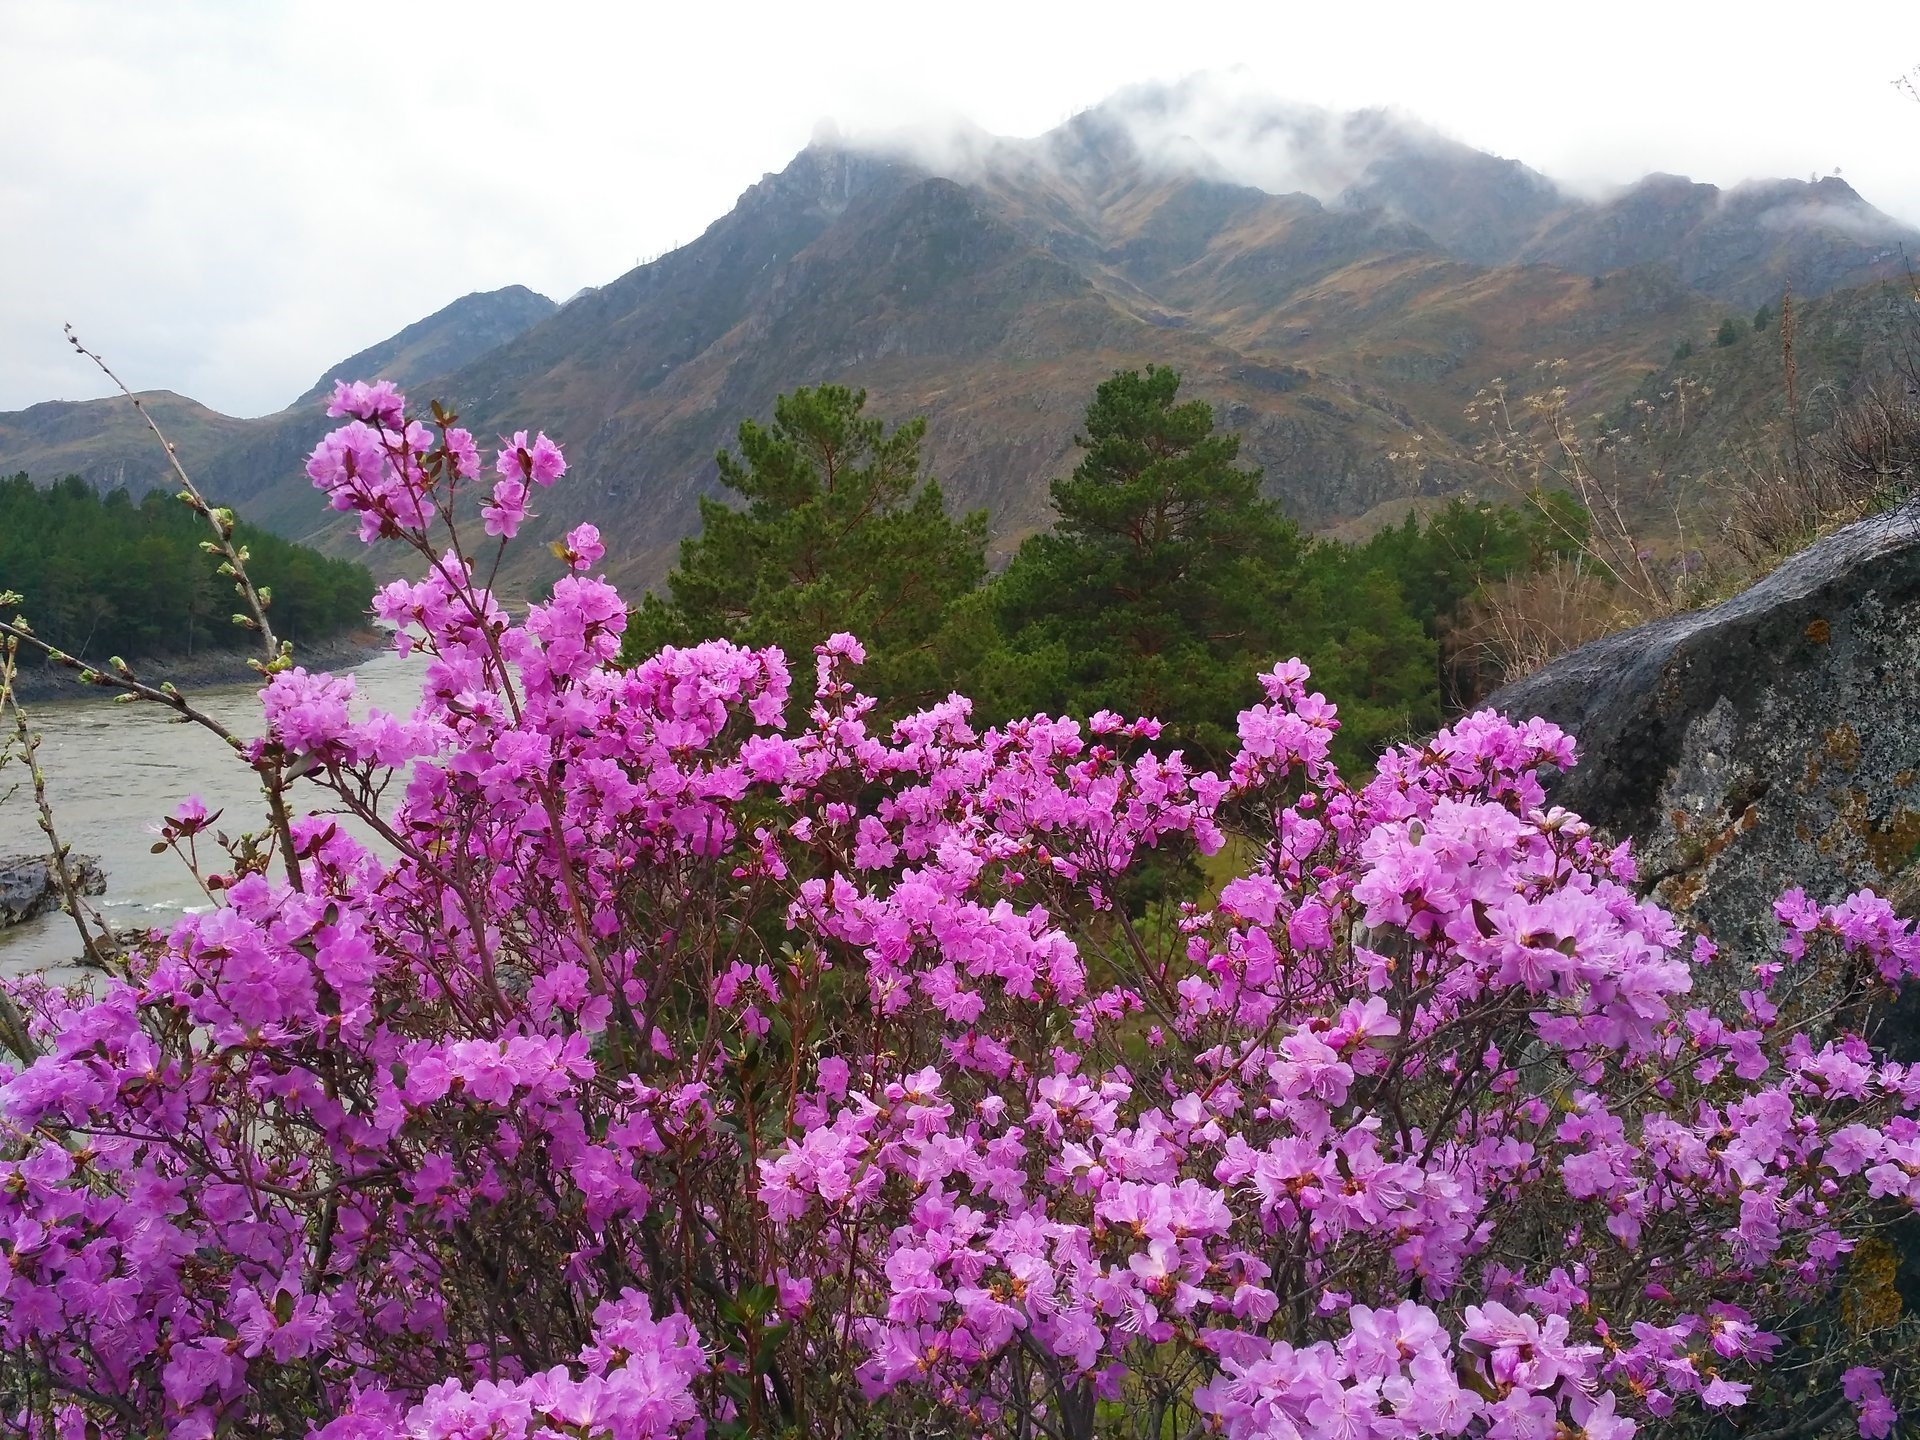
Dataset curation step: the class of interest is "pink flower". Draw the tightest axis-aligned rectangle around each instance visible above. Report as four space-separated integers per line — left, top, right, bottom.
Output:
1701 1376 1750 1407
1304 1377 1383 1440
560 522 606 572
497 429 567 485
18 390 1920 1440
261 666 356 753
1845 1368 1897 1439
482 476 528 538
325 378 406 429
444 426 481 479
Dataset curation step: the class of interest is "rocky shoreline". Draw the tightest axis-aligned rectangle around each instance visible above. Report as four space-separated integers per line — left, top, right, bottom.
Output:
0 852 106 930
4 628 388 703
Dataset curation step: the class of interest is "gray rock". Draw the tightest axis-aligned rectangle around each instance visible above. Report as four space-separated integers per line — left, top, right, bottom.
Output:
0 852 106 928
1486 504 1920 972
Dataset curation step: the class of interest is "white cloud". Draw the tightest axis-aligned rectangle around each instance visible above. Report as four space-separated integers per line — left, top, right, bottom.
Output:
4 0 1916 416
1752 197 1911 244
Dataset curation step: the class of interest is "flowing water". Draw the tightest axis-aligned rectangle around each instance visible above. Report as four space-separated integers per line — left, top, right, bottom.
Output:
0 649 427 981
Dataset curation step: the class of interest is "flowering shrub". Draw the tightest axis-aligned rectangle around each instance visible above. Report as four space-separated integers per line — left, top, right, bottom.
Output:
2 380 1919 1439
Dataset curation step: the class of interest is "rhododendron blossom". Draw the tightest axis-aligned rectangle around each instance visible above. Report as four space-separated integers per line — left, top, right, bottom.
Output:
2 385 1916 1440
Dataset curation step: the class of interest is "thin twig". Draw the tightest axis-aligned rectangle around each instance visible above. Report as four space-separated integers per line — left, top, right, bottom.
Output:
59 328 305 890
63 325 281 658
0 637 117 974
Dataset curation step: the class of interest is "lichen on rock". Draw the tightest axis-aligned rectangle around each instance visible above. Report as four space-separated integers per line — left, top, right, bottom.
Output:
1489 503 1920 976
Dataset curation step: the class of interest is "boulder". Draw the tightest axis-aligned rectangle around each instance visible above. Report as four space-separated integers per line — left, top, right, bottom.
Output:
1486 504 1920 969
0 852 106 929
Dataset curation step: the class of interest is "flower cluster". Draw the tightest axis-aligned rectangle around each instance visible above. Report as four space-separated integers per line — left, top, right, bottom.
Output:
2 385 1916 1439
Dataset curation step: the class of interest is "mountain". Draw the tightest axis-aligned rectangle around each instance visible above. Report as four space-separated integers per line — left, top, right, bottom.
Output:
1518 174 1913 307
3 85 1914 593
0 287 556 530
1339 127 1564 267
1068 80 1915 304
0 392 254 501
361 133 1488 581
293 286 557 407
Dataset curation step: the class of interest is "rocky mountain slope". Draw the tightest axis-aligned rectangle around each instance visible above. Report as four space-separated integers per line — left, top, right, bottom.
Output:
4 88 1913 592
291 285 556 409
0 392 254 504
1518 173 1910 309
0 288 556 539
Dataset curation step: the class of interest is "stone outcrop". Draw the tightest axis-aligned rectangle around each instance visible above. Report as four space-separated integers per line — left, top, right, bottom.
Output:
1487 504 1920 968
0 852 106 929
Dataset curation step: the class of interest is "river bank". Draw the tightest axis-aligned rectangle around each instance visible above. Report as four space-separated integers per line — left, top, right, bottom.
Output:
5 628 389 702
0 644 423 978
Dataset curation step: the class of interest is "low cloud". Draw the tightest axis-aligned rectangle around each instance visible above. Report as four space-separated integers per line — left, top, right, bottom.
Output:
841 68 1547 213
1752 198 1912 246
1092 72 1470 201
8 5 1917 421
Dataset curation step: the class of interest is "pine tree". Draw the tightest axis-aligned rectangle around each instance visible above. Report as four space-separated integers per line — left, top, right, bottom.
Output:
984 366 1303 763
625 386 988 708
0 473 370 663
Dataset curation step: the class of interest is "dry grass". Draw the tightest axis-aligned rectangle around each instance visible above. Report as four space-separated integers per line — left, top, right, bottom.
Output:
1459 360 1714 688
1718 276 1920 572
1722 383 1920 562
1459 287 1920 693
1460 559 1630 686
1468 361 1712 612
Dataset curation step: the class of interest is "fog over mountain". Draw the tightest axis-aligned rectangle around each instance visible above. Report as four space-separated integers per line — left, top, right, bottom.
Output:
850 78 1914 288
7 0 1918 418
857 77 1556 216
4 77 1916 595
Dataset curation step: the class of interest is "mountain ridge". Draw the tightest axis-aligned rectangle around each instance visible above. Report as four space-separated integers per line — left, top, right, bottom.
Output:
4 89 1913 593
294 286 557 407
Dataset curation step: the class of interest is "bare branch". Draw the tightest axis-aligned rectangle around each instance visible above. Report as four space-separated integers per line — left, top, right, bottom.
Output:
63 325 282 660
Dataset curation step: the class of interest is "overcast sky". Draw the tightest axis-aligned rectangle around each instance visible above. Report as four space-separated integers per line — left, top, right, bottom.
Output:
4 0 1917 418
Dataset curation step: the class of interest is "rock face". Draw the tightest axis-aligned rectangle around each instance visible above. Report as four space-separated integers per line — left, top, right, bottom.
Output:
1486 505 1920 968
290 286 559 409
0 853 106 929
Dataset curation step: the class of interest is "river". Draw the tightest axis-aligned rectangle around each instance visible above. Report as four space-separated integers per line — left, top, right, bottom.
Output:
0 648 427 980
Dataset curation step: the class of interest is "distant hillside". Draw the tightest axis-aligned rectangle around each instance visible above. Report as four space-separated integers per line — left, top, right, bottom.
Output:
1 85 1912 594
1632 279 1920 476
0 287 555 515
0 392 254 501
292 286 558 408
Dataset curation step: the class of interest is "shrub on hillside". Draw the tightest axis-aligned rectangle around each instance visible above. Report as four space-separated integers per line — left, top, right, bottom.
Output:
0 384 1917 1438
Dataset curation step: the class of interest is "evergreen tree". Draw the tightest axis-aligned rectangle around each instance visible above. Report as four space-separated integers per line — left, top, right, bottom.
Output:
1345 493 1588 709
984 366 1304 763
976 373 1585 771
624 386 988 708
1284 557 1439 752
0 473 372 662
1715 318 1742 347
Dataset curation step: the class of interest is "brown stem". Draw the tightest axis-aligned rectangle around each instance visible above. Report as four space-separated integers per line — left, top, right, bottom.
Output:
1 640 117 973
57 331 308 888
63 327 281 657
